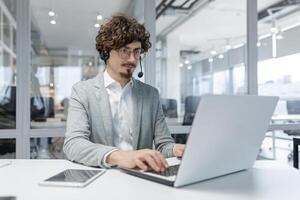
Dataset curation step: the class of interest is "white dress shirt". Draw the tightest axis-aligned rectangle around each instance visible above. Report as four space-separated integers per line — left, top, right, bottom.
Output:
102 70 134 167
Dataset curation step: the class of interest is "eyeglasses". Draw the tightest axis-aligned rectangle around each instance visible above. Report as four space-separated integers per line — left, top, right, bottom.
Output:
117 47 144 60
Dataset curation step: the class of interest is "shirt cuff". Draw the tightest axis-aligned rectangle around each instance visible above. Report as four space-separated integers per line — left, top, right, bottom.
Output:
102 149 119 168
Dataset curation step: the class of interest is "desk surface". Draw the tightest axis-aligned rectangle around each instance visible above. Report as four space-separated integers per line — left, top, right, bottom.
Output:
0 159 300 200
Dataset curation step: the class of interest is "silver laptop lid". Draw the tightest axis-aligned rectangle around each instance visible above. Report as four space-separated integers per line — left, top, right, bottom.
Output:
174 95 278 187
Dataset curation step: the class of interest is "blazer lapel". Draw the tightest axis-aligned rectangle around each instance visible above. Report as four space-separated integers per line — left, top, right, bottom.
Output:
94 73 114 145
132 80 143 150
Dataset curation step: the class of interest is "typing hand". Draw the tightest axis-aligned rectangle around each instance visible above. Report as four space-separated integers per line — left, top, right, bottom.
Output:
107 149 169 172
173 144 185 158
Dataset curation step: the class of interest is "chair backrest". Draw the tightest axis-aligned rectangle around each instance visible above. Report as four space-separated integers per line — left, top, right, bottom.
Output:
161 98 178 118
286 100 300 115
31 96 55 121
183 96 201 125
0 85 16 129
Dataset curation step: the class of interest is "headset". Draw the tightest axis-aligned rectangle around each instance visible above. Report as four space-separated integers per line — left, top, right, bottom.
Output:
138 56 143 78
99 50 109 63
99 50 144 78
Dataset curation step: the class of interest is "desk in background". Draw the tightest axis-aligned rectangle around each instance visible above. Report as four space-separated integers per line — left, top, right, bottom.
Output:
167 116 300 162
0 159 300 200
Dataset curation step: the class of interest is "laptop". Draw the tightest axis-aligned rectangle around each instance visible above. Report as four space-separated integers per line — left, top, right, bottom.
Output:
121 95 278 187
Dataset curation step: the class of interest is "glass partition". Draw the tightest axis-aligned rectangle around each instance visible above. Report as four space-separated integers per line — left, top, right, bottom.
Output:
30 0 132 129
155 0 247 128
0 0 17 129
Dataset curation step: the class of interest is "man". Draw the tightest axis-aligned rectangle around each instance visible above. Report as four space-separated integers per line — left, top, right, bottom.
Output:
63 14 185 172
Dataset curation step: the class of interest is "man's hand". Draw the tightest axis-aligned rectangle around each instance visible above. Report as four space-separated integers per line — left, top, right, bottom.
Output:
173 144 185 158
106 149 168 172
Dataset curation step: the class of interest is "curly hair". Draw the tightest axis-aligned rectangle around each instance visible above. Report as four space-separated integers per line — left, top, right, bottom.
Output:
95 13 151 55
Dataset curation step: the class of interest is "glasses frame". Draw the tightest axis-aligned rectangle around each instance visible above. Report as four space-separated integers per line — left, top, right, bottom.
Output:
117 47 144 60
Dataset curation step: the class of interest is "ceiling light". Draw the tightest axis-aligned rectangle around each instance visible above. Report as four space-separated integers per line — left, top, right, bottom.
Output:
208 58 213 63
225 45 231 50
218 54 224 59
210 50 217 55
187 65 192 70
88 62 93 66
276 34 283 40
50 19 56 25
256 41 261 47
270 27 279 34
94 23 100 28
97 14 103 20
179 63 183 67
184 60 190 64
48 10 55 16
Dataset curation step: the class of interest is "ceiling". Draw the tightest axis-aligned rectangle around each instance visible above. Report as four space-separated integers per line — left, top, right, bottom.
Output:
31 0 132 56
156 0 286 53
31 0 299 58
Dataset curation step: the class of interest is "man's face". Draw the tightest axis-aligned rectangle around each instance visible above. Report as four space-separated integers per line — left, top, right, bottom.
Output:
107 41 142 79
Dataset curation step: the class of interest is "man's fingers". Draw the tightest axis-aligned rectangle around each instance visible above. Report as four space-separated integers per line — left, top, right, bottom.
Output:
135 159 148 171
175 144 185 158
155 151 168 169
150 151 166 171
143 155 160 172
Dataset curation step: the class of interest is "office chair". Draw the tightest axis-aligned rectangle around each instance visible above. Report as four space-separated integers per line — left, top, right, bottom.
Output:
182 96 201 125
161 98 178 118
283 100 300 163
31 96 55 121
173 96 201 144
284 100 300 136
0 85 16 129
0 139 15 156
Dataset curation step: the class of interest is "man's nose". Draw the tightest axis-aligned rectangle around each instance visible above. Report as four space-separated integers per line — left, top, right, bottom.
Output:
127 52 136 63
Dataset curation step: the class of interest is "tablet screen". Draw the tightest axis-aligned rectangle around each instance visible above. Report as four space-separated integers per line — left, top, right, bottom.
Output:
45 169 104 183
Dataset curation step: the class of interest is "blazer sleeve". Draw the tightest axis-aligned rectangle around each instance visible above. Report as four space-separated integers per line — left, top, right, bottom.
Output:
152 89 175 158
63 84 117 168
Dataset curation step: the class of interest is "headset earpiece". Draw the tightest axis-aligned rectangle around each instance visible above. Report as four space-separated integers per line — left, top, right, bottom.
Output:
99 50 109 63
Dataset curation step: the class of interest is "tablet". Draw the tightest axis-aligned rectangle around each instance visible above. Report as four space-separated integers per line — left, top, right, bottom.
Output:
39 169 105 187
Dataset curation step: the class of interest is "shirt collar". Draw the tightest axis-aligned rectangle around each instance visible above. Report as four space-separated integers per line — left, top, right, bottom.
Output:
103 70 133 89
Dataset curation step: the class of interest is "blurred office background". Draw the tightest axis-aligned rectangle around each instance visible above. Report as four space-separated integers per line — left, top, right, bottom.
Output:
0 0 299 167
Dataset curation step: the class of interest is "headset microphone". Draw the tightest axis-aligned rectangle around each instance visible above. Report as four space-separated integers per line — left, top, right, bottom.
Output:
137 56 143 78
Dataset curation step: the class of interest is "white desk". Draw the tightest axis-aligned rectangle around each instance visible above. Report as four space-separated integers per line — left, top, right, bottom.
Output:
0 159 300 200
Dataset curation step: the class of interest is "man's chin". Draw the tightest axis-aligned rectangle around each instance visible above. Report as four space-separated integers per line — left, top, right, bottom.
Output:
120 72 133 79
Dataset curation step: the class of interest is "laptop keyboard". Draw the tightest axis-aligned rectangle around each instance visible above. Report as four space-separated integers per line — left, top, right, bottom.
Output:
147 164 180 177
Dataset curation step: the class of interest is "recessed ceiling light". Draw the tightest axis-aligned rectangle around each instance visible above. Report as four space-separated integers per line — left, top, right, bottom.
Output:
210 50 217 55
256 41 261 47
187 65 192 70
97 14 103 20
270 27 279 34
276 34 283 40
179 63 183 67
94 23 100 28
184 60 190 64
208 58 213 63
48 10 55 17
218 54 224 59
50 19 56 25
225 45 231 50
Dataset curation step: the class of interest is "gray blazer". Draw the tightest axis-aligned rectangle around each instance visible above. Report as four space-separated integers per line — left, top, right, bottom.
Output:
63 73 175 167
